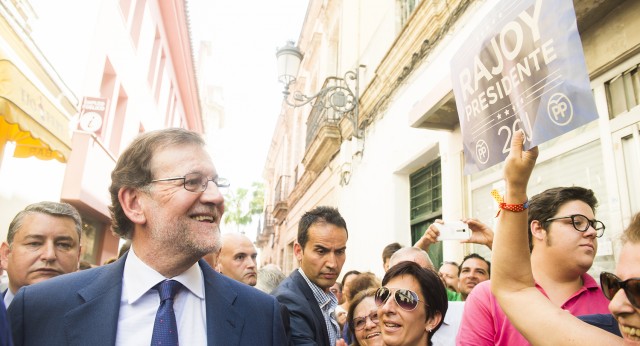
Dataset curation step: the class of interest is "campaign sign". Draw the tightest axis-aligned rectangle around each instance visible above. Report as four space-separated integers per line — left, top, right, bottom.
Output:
451 0 598 174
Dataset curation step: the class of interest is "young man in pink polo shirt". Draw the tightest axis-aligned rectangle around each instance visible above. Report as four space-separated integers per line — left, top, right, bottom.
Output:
457 186 610 345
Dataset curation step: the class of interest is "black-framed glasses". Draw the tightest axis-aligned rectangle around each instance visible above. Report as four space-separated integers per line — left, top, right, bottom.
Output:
352 311 379 331
600 272 640 309
545 214 605 238
374 287 426 311
150 173 230 193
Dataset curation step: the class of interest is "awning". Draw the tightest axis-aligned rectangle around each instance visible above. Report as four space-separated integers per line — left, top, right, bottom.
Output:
0 59 71 163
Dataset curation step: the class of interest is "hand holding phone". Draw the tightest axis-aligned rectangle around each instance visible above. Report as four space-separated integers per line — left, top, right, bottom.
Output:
434 221 472 241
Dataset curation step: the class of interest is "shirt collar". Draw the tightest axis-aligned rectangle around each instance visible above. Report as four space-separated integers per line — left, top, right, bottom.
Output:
581 273 600 289
298 268 337 309
3 288 14 307
123 246 205 304
534 273 602 303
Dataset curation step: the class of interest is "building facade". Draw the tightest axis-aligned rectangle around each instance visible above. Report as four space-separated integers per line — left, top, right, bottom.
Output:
258 0 638 279
0 0 203 264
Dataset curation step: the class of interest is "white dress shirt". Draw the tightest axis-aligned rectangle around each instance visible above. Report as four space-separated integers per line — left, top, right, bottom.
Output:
115 247 207 346
432 301 465 346
3 288 14 308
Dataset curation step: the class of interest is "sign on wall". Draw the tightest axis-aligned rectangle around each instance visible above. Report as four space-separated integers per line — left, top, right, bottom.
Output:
451 0 598 174
79 96 109 133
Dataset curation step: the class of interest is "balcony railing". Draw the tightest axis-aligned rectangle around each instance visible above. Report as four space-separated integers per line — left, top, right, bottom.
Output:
273 175 290 221
256 206 275 247
274 175 290 205
263 209 275 235
305 77 344 149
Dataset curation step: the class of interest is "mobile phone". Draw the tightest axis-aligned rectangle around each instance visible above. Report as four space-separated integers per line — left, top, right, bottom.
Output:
434 221 472 241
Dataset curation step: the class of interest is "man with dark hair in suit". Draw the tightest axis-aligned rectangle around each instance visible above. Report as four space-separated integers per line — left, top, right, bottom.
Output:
8 128 289 345
273 206 348 346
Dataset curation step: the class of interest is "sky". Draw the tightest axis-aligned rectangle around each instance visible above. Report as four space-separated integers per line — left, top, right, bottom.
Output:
187 0 307 178
3 0 308 237
187 0 308 235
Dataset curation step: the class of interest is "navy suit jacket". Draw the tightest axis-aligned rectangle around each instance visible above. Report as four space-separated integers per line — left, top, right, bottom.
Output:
578 313 621 337
0 299 11 346
272 269 330 346
7 255 289 346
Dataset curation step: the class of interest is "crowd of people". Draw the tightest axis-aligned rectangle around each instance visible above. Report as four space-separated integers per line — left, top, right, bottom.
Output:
0 128 637 346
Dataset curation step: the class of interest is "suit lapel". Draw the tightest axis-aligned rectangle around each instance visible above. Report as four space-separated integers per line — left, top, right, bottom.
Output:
201 259 244 346
292 270 330 345
64 256 125 346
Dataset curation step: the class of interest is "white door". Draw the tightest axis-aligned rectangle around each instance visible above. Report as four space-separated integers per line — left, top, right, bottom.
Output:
612 124 640 226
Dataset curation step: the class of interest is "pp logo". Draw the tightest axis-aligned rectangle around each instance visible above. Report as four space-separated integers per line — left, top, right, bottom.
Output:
547 93 573 126
475 140 490 164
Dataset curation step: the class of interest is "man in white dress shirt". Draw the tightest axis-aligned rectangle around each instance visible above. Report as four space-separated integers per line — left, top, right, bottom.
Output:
7 128 289 345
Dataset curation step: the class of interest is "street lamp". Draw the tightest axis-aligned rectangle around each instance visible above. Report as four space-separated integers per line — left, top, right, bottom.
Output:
276 41 362 138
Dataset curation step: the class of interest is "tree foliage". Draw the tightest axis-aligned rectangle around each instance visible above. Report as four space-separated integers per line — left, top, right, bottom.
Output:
223 181 264 232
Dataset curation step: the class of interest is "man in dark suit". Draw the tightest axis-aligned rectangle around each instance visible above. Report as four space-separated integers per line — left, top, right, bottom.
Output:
273 206 348 346
8 128 288 346
1 201 82 308
0 299 11 346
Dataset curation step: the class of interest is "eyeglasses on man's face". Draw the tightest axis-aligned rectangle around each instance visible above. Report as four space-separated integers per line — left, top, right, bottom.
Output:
150 173 230 193
600 272 640 309
374 286 426 311
545 214 605 238
352 311 379 331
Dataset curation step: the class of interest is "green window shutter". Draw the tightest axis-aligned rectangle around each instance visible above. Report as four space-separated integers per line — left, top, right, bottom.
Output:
409 158 442 266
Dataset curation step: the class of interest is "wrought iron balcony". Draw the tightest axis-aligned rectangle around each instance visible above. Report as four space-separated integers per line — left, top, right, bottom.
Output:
273 175 290 221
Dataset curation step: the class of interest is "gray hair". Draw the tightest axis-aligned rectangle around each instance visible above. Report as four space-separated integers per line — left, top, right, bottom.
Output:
255 264 286 294
8 201 82 244
389 246 434 270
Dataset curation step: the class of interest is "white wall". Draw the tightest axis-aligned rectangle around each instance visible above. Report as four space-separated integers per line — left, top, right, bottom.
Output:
337 74 442 278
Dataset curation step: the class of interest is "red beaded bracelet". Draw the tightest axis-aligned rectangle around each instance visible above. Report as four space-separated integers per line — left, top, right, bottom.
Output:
491 189 529 217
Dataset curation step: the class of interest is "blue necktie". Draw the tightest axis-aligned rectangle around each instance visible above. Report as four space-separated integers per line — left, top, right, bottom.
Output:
151 280 182 346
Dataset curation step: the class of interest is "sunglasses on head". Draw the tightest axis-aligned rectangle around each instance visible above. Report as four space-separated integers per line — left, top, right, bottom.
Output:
374 286 426 311
600 272 640 309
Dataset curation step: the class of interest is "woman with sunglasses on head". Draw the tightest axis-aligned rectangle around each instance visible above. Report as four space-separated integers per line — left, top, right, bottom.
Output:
492 130 636 344
347 288 384 346
376 261 447 346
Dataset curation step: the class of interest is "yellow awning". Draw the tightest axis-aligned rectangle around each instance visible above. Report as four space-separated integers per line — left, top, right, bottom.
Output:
0 59 71 163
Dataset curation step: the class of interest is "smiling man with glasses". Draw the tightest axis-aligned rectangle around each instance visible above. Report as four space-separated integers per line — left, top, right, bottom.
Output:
7 128 289 346
458 185 611 346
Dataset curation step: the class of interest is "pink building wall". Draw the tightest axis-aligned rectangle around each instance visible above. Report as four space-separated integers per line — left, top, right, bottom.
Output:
0 0 203 264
